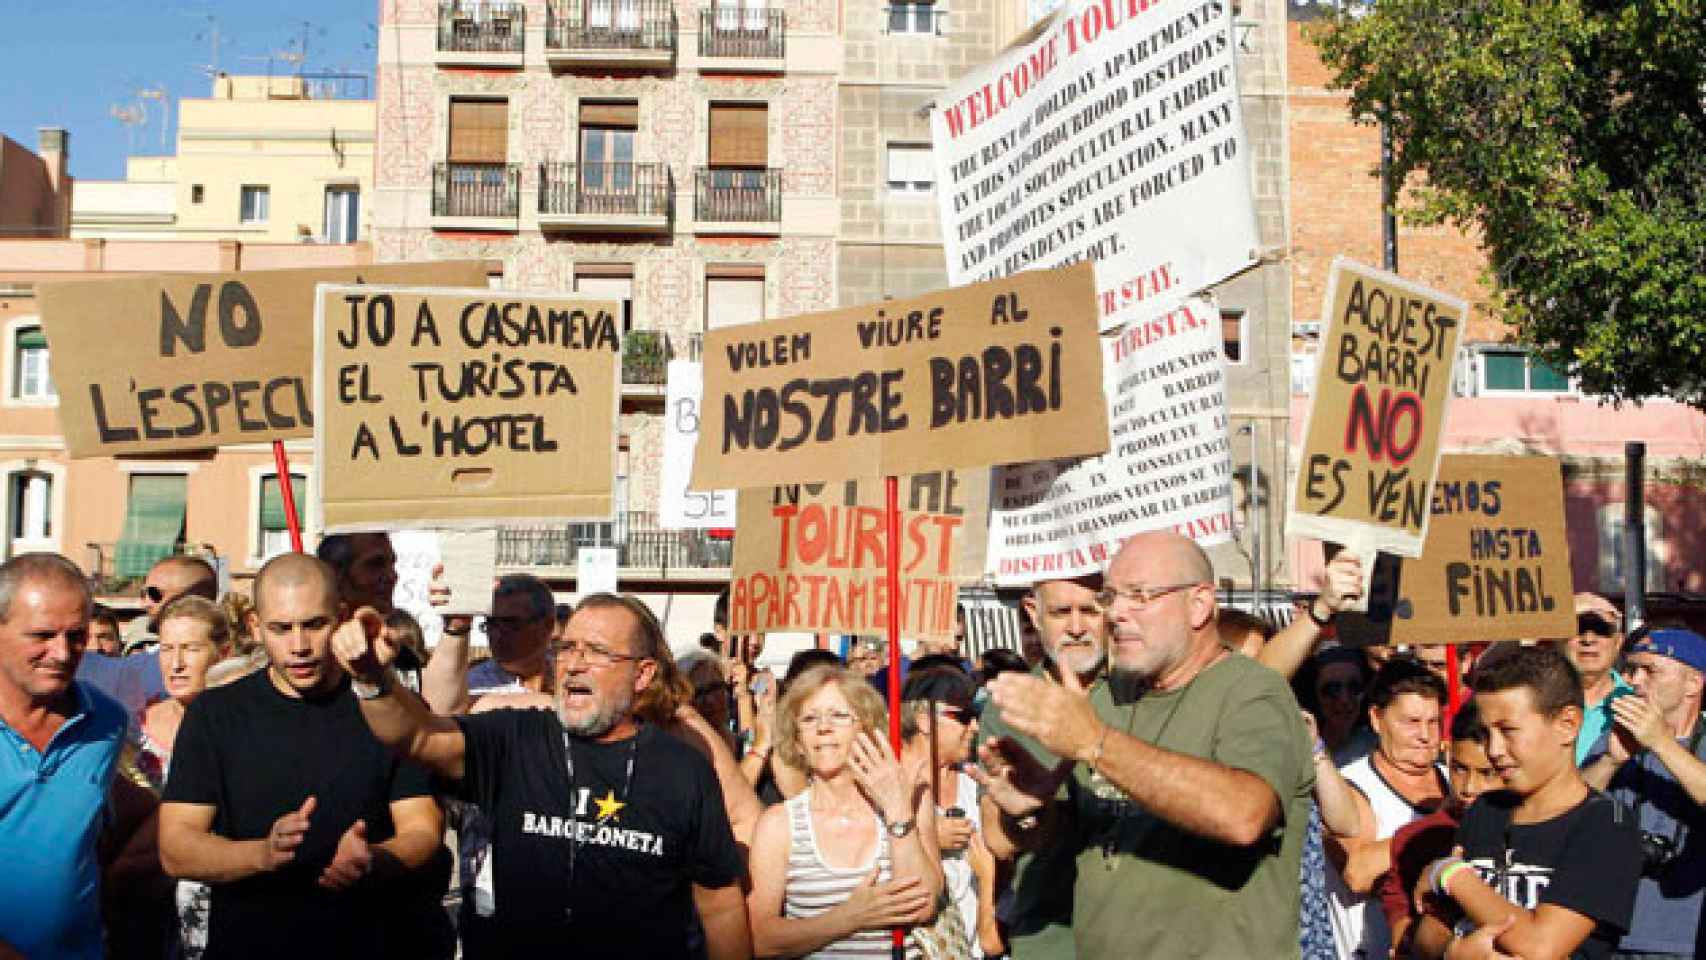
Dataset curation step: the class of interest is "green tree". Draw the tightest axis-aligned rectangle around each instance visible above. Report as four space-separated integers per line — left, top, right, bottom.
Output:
1313 0 1706 408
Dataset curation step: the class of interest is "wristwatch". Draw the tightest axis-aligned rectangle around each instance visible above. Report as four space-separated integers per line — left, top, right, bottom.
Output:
351 669 394 701
1307 599 1335 628
885 817 917 840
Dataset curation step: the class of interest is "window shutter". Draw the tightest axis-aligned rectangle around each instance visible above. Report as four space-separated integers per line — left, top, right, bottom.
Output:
580 101 639 129
708 104 769 168
259 475 306 532
15 328 47 351
449 99 510 163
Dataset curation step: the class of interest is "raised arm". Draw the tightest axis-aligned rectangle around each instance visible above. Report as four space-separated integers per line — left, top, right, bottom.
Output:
1257 551 1361 679
421 615 475 715
331 606 468 780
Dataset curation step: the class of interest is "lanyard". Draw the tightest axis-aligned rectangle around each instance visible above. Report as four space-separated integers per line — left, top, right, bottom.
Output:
559 725 640 922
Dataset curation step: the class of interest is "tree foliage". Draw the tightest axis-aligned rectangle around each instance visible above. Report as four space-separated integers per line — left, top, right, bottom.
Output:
1314 0 1706 409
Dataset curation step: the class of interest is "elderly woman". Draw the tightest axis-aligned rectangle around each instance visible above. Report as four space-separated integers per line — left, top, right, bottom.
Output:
136 595 232 960
747 664 943 958
679 648 738 754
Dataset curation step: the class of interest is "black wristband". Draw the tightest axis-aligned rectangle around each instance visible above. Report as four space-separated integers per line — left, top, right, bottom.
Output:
1306 601 1334 627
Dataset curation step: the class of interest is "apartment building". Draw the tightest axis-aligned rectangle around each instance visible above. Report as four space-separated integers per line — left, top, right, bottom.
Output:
72 74 375 245
0 128 71 239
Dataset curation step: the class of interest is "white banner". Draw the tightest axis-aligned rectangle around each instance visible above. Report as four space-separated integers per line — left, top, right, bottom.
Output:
931 0 1258 328
577 546 620 595
986 297 1236 583
659 360 737 530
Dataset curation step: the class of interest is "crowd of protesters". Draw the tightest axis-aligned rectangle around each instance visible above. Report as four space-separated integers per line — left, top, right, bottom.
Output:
2 530 1704 959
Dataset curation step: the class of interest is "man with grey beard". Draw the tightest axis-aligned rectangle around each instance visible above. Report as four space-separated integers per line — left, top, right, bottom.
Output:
970 573 1106 959
977 531 1315 958
330 592 749 959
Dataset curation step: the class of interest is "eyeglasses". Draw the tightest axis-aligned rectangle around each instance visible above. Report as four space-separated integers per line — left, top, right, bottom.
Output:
1095 582 1202 609
798 709 857 728
551 641 641 668
1321 680 1364 699
936 705 975 725
481 616 544 635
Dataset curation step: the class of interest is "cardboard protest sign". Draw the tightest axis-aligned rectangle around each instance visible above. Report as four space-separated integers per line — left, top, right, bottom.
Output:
1291 259 1465 557
985 295 1234 583
437 529 498 615
1334 455 1576 645
660 360 737 529
729 471 986 641
931 0 1258 329
313 285 619 531
39 261 490 458
692 263 1107 490
577 547 619 595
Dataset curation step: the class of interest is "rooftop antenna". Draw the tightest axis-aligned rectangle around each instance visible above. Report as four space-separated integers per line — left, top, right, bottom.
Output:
137 86 169 152
110 102 145 154
187 12 228 79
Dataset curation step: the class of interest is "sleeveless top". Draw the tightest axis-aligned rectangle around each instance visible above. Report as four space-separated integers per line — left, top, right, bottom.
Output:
1326 755 1444 960
783 789 921 959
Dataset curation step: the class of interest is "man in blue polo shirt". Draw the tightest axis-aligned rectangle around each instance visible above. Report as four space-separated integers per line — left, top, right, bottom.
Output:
0 552 126 959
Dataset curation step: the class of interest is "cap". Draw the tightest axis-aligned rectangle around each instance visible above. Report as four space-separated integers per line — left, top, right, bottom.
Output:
1630 629 1706 675
901 664 978 715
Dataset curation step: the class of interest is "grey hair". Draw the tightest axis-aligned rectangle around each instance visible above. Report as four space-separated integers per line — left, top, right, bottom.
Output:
495 573 554 623
677 648 724 681
0 553 91 622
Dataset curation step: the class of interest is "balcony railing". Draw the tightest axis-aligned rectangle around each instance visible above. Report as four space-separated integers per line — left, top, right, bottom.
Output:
538 162 673 219
438 2 526 53
623 329 669 385
434 162 520 219
547 0 677 53
699 7 785 60
497 511 734 570
694 167 781 224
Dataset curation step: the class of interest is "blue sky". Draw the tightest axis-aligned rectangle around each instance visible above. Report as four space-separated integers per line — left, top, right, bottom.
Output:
0 0 379 181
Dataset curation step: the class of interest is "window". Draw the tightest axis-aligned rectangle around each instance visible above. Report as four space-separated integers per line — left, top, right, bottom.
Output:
256 473 307 562
7 470 52 555
239 185 270 224
1478 349 1570 394
579 101 638 193
1598 503 1665 593
1290 351 1317 395
1221 309 1247 364
885 143 934 192
585 0 642 31
115 474 188 579
575 266 634 332
713 0 768 30
888 2 941 34
323 186 360 243
705 267 765 331
449 98 510 165
708 103 769 169
191 184 204 204
12 326 53 400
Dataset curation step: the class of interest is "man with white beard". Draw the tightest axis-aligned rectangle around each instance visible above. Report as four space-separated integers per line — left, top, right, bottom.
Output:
330 593 750 959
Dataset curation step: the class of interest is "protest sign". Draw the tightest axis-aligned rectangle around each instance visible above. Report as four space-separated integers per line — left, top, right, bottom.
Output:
692 263 1107 490
985 295 1234 582
38 261 489 458
660 360 737 529
577 547 620 595
729 471 985 641
1334 455 1576 645
1290 258 1465 557
931 0 1258 329
437 529 499 616
313 285 619 531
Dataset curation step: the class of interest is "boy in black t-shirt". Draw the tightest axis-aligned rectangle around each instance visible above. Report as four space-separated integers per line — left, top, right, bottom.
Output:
1413 645 1642 960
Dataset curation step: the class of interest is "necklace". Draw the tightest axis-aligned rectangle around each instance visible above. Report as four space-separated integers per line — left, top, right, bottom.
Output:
1100 671 1200 869
559 723 640 923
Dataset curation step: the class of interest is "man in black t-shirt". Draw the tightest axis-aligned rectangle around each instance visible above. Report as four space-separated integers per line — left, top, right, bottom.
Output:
158 554 444 960
1413 645 1642 960
331 590 751 959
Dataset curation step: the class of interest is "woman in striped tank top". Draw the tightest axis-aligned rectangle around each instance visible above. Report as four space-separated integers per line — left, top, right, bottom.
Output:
746 664 945 958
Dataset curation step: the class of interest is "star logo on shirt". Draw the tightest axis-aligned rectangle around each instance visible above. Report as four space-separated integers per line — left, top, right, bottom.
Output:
593 789 626 822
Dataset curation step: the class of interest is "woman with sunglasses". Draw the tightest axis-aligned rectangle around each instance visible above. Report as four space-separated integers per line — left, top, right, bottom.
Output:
747 664 943 958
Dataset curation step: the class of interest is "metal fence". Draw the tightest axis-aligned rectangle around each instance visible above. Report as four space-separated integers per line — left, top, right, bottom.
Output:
546 0 676 52
698 7 784 58
538 162 672 218
438 2 526 52
497 511 733 570
434 162 521 218
693 167 781 222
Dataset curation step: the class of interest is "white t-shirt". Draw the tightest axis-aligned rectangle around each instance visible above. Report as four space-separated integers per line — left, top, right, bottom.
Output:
940 770 983 958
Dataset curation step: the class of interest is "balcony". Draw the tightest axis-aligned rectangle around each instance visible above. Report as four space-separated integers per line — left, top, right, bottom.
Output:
436 2 526 67
693 167 781 234
433 162 521 231
497 511 734 579
538 162 672 234
698 7 785 71
546 0 677 70
620 331 701 398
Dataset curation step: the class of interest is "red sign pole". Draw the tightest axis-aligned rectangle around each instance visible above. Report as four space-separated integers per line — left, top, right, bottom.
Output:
1444 643 1463 735
884 475 905 960
271 440 304 553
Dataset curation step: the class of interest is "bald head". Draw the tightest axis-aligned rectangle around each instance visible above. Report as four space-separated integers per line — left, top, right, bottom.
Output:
252 553 339 620
1108 531 1215 586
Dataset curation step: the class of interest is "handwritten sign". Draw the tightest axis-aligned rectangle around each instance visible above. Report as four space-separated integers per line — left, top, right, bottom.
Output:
1335 455 1576 645
931 0 1258 328
986 296 1235 583
312 285 619 531
730 472 983 641
660 360 737 529
1290 259 1465 556
38 261 489 457
692 263 1108 490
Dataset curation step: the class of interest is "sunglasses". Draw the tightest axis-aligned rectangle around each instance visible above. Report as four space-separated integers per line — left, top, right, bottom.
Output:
1321 680 1364 699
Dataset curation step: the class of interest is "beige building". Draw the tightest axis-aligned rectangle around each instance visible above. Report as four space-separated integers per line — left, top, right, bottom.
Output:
72 74 374 245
